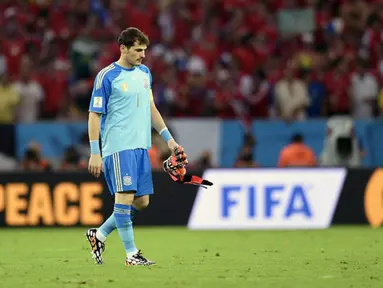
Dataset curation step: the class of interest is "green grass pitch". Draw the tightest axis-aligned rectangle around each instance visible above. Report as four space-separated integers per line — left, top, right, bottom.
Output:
0 226 381 287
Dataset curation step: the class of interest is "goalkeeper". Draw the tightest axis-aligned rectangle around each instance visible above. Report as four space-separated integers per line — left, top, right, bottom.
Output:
86 27 188 266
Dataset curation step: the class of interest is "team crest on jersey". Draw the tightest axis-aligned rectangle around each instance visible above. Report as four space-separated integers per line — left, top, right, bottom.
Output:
121 83 128 92
143 78 149 89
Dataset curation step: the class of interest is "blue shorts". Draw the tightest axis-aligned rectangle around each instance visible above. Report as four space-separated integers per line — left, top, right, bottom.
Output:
103 149 153 196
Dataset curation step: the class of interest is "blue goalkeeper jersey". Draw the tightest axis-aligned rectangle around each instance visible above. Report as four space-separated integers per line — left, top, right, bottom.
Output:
89 62 153 157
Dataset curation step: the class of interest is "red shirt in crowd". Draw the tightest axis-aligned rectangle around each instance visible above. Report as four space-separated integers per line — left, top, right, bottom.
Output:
3 39 25 77
324 71 351 114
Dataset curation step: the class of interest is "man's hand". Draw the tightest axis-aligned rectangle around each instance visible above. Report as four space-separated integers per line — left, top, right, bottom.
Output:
168 139 188 166
163 155 214 188
88 154 103 178
167 139 178 152
163 155 186 178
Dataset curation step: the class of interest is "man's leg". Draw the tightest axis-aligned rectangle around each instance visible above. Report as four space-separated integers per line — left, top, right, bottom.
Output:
96 214 115 242
87 150 154 265
86 155 114 264
115 191 154 266
131 195 150 220
90 194 150 251
87 203 140 263
86 151 135 248
115 149 154 265
95 195 150 242
114 191 138 258
133 149 154 218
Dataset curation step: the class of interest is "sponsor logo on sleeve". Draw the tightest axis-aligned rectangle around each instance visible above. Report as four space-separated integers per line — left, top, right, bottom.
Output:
93 97 103 108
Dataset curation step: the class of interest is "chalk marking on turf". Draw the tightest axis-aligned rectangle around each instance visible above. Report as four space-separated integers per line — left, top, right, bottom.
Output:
320 275 335 279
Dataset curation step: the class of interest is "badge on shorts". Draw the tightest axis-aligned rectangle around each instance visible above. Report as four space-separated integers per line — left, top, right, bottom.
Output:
123 175 132 186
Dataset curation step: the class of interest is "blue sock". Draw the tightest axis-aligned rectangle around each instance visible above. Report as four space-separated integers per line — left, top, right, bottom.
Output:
97 206 138 241
98 214 116 240
97 206 138 243
114 203 137 255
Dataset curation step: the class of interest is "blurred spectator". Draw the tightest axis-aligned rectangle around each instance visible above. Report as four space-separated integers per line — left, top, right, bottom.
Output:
1 0 383 169
324 59 351 116
38 40 71 119
211 76 238 118
341 0 369 34
0 73 20 123
174 70 209 117
148 129 162 170
193 150 214 170
13 56 44 123
151 128 169 163
234 132 257 168
148 146 162 170
303 71 326 118
2 6 26 77
0 0 381 123
274 66 310 121
69 79 93 120
20 142 50 171
239 69 271 118
152 64 178 116
75 132 90 163
350 59 379 118
70 23 99 81
360 12 383 66
320 116 361 167
293 33 320 72
60 145 86 171
0 45 7 76
278 133 317 167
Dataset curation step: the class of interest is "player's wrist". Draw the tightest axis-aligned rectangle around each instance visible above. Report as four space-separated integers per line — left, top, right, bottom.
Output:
159 128 173 143
90 140 101 155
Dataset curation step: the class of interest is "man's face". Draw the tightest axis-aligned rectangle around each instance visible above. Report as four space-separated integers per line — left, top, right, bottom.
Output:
122 42 147 66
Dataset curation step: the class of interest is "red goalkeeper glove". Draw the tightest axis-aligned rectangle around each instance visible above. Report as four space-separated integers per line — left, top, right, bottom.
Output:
163 154 213 189
172 145 188 166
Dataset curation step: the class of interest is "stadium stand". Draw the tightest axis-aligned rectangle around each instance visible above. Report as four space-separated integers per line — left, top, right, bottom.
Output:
1 0 382 123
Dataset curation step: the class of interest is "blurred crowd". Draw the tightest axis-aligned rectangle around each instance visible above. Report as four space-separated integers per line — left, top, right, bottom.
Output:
0 0 381 171
12 116 363 172
1 0 383 124
11 128 217 172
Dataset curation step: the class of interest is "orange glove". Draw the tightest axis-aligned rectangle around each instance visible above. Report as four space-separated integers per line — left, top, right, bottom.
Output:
163 154 213 189
172 145 188 167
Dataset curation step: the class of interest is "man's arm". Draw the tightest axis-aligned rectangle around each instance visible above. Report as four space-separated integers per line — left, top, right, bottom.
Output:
149 90 211 187
150 90 178 150
88 111 103 178
87 71 111 178
88 112 101 142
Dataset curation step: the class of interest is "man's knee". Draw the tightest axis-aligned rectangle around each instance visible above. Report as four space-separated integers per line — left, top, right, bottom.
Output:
134 196 150 210
115 191 135 205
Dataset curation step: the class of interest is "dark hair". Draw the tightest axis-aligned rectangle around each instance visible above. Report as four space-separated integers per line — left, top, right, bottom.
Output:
24 148 40 162
118 27 150 48
291 133 303 143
